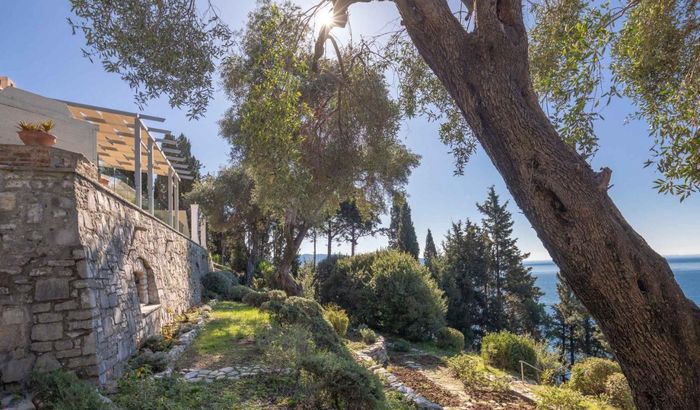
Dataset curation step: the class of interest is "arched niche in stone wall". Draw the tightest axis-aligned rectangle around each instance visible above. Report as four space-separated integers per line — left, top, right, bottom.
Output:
132 258 159 307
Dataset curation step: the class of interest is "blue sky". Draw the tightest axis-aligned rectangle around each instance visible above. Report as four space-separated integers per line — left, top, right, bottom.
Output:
2 0 698 260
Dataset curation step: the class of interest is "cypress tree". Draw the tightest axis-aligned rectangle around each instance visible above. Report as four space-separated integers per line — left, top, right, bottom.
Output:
424 229 438 272
388 195 403 249
397 202 420 259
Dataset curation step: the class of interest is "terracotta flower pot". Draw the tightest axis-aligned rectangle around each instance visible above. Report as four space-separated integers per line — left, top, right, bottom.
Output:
17 130 57 147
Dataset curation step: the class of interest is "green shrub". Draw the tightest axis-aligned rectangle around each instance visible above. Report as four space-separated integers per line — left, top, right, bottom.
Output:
175 322 195 337
316 254 375 324
256 323 316 372
142 335 173 352
360 327 377 344
316 250 447 341
392 338 411 352
30 370 111 410
300 351 385 409
229 285 253 301
488 376 511 393
242 290 270 307
324 305 350 337
201 271 237 299
535 386 586 410
255 260 277 289
267 289 287 301
447 354 487 387
534 341 564 383
480 331 538 376
605 372 634 410
130 350 169 373
436 327 465 351
263 296 345 356
569 357 622 396
369 251 446 341
540 368 563 386
113 373 244 409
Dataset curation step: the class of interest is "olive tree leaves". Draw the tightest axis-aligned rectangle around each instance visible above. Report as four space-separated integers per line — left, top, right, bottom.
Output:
530 0 699 199
68 0 232 119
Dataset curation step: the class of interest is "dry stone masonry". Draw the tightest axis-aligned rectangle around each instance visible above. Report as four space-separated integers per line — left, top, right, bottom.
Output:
0 145 209 389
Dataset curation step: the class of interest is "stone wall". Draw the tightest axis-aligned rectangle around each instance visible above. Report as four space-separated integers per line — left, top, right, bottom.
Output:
0 145 209 389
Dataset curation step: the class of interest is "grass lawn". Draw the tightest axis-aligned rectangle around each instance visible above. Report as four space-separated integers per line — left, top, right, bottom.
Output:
114 301 415 409
176 301 269 370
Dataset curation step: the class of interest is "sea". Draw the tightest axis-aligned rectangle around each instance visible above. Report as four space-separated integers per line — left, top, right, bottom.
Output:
525 255 700 307
300 253 700 307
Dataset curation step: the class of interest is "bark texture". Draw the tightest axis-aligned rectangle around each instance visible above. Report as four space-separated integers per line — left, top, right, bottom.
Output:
393 1 700 408
275 222 306 296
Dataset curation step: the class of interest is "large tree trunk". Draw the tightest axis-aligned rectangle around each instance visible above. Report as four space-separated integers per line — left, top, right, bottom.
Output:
327 221 333 258
394 1 700 408
275 223 307 296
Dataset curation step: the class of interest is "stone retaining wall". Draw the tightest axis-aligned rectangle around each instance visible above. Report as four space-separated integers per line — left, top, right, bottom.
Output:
0 145 209 389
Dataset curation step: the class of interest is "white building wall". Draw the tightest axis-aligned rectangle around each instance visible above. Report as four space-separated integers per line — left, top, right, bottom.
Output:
0 87 97 163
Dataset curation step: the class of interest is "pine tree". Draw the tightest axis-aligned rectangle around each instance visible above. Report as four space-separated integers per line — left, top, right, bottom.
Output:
397 202 420 259
438 220 489 345
338 200 381 256
477 186 545 335
424 229 438 273
549 273 609 366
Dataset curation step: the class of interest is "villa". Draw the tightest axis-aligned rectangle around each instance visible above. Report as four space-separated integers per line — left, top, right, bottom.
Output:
0 77 211 388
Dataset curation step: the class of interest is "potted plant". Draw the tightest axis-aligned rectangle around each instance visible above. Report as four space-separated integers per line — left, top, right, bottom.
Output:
16 120 57 146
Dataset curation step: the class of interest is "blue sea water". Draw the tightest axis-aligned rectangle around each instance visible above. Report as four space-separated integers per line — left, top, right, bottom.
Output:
525 255 700 306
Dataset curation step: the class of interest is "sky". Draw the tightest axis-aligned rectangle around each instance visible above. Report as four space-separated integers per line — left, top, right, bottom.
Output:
1 0 698 261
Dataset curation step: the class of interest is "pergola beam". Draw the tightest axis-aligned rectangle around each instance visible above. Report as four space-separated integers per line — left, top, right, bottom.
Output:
58 99 165 122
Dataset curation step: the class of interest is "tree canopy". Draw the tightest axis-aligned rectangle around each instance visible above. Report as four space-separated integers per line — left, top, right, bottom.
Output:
68 0 231 119
218 2 419 293
529 0 699 199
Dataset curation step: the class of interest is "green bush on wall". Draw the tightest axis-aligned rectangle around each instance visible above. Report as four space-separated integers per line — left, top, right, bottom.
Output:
480 331 538 376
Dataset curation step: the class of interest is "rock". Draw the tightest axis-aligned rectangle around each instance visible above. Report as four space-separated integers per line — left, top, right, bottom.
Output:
31 323 63 341
0 192 16 210
34 354 61 372
34 278 70 301
1 356 35 383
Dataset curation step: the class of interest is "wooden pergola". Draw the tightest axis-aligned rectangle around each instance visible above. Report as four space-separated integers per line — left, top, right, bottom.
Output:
59 99 195 231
